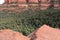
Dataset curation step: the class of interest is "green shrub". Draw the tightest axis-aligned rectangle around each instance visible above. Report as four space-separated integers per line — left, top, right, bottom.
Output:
0 9 60 36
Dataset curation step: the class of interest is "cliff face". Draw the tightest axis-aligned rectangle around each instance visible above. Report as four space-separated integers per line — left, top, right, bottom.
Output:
3 0 60 10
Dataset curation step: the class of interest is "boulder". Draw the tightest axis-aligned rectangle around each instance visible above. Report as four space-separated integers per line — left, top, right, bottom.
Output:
0 29 30 40
28 24 60 40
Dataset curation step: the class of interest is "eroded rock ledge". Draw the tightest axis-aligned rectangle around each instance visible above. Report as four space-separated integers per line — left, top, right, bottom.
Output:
0 0 60 10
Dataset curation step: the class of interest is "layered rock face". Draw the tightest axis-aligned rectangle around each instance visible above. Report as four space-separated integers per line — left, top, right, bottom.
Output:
0 29 30 40
39 0 51 10
4 0 60 10
5 0 26 4
28 25 60 40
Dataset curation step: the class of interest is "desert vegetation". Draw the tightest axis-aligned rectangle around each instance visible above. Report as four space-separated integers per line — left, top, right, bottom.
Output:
0 9 60 36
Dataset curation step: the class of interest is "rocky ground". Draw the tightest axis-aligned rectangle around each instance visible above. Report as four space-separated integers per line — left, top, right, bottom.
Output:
0 24 60 40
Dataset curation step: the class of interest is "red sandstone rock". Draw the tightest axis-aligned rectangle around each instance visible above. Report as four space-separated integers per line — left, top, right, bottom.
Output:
18 4 28 9
28 24 60 40
3 0 60 10
54 4 60 9
41 0 51 3
40 7 48 10
0 29 30 40
40 4 51 10
11 0 17 3
28 4 38 7
29 0 38 3
17 0 26 3
9 0 18 3
8 0 12 3
28 4 39 10
40 4 51 7
5 0 9 3
54 4 59 7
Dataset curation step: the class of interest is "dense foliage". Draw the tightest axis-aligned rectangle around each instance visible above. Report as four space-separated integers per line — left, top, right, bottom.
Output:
0 9 60 36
